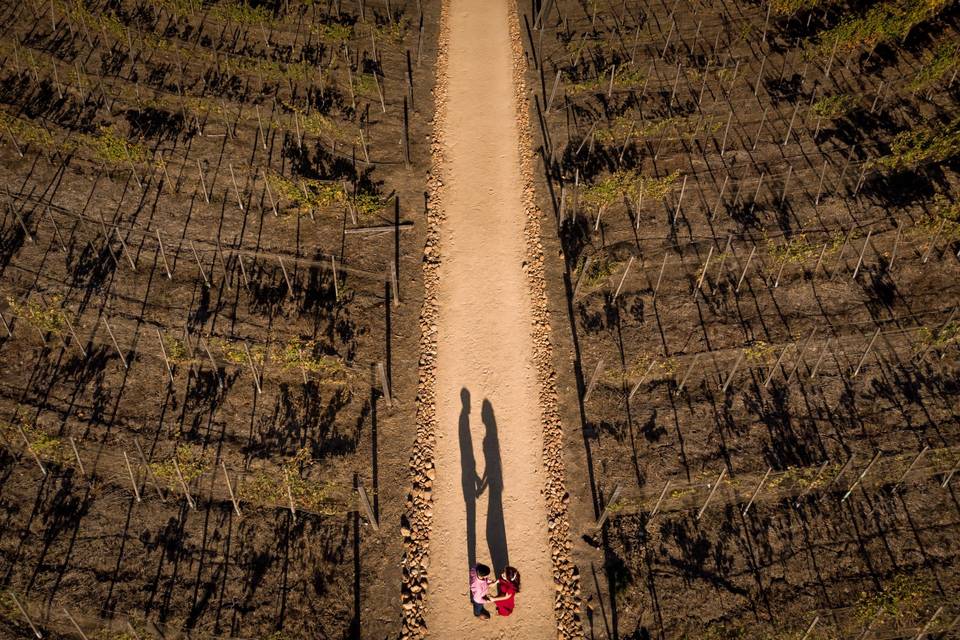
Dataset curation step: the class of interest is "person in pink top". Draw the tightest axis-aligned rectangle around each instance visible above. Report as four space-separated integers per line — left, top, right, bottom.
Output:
469 563 494 619
470 563 517 619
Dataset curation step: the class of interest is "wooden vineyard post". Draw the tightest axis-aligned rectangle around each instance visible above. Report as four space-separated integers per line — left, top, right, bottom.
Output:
9 592 42 638
753 55 765 97
5 190 34 243
278 256 294 297
752 107 767 150
921 218 945 264
612 256 634 301
595 484 623 529
331 255 340 301
390 264 400 307
156 328 175 386
675 353 702 395
786 327 817 383
262 170 278 217
915 606 944 640
172 458 195 509
742 467 772 515
255 105 267 149
196 159 209 203
285 475 297 524
156 230 172 279
295 345 308 385
125 621 141 640
243 341 262 394
133 438 164 500
68 437 86 479
694 245 713 298
841 450 881 502
852 328 881 378
653 254 668 298
821 455 856 500
940 454 960 488
102 317 128 369
715 236 733 282
402 97 411 169
114 228 137 271
17 424 47 476
780 165 793 205
545 69 561 113
228 163 244 211
357 481 379 530
889 222 902 269
62 314 86 358
748 173 765 215
215 241 231 290
831 228 852 277
736 246 756 293
237 254 251 290
763 344 792 388
853 162 869 196
62 607 89 640
894 446 929 490
870 80 886 113
851 230 872 280
812 242 828 278
221 460 241 516
814 160 828 205
667 64 679 108
916 307 958 363
123 451 141 502
649 479 671 519
190 241 210 287
783 103 799 146
719 111 732 156
583 359 605 402
200 337 223 389
709 174 728 220
809 337 832 380
762 3 772 43
159 157 175 195
720 350 745 393
0 309 12 337
794 461 830 507
697 468 726 520
628 359 658 403
799 616 820 640
45 207 66 251
377 361 393 408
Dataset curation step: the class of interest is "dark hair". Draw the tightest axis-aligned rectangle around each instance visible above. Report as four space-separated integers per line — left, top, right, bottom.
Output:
503 566 520 592
475 563 491 578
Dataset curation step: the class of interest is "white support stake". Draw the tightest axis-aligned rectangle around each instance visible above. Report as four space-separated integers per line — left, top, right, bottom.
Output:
584 359 605 402
377 361 393 407
696 468 726 520
649 479 671 519
221 460 241 516
10 592 42 638
742 467 772 515
852 328 881 378
123 451 141 502
841 450 882 502
173 458 195 509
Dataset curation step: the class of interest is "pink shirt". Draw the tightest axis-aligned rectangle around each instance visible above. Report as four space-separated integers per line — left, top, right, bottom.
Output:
469 568 488 603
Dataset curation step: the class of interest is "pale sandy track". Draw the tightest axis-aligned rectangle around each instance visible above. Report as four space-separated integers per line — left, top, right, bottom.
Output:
423 0 556 637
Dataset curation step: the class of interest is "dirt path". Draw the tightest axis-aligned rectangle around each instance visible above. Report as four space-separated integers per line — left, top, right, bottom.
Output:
423 0 556 637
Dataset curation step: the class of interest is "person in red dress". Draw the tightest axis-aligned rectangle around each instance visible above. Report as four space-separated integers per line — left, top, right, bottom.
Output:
493 566 521 617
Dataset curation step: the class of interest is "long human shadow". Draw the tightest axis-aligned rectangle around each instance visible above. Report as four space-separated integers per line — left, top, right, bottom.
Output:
459 388 480 568
480 399 509 573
